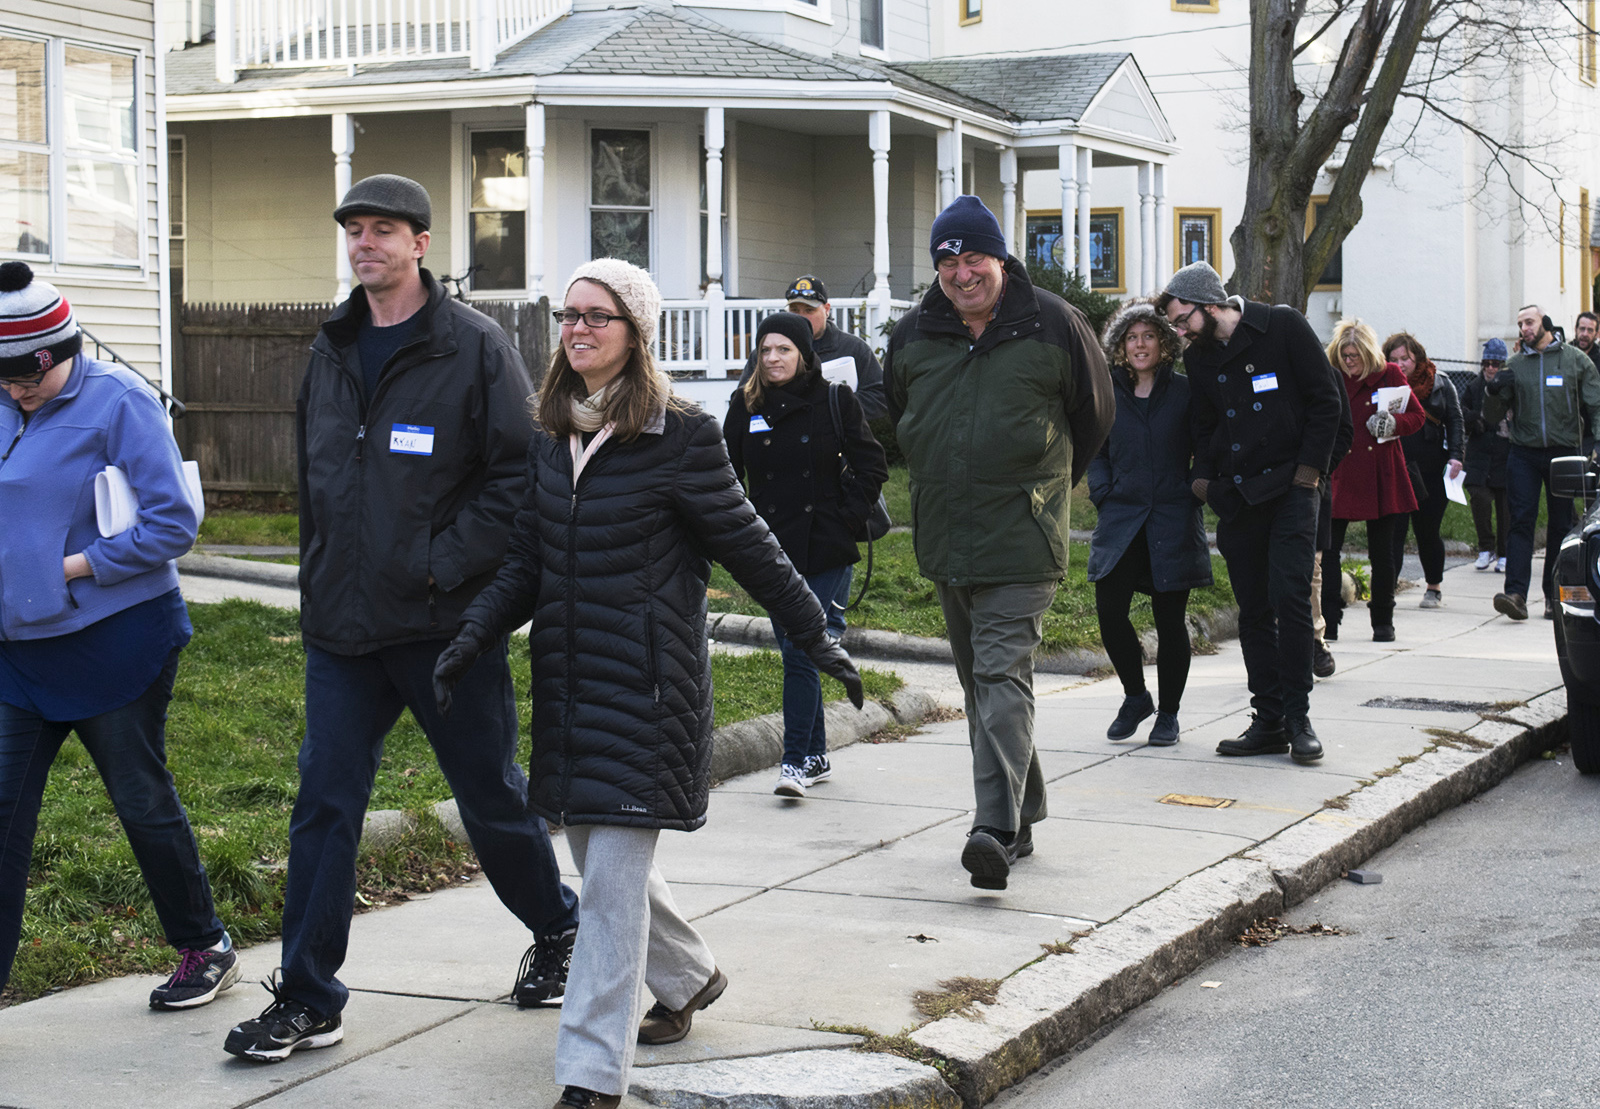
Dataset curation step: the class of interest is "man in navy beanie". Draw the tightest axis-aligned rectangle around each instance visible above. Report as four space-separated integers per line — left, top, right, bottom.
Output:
886 196 1114 891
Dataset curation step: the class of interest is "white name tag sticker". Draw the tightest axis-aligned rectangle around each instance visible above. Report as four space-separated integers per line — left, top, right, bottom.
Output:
1252 373 1280 393
749 415 773 433
390 424 435 455
1547 375 1564 387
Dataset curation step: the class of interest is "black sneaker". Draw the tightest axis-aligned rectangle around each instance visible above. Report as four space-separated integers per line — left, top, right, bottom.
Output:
1313 641 1336 678
150 939 240 1010
1287 718 1324 764
513 926 577 1008
1106 690 1154 740
1148 711 1180 746
1216 715 1289 757
1373 625 1396 642
1494 592 1529 621
961 826 1018 890
800 754 832 786
223 972 342 1062
1012 823 1035 859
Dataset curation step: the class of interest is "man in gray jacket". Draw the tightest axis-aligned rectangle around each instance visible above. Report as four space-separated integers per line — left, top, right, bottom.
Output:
222 176 579 1063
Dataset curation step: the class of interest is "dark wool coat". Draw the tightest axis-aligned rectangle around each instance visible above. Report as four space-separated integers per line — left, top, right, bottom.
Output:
724 371 888 576
1185 299 1344 521
297 270 534 655
1086 365 1213 591
1398 368 1465 470
1460 373 1510 489
886 256 1115 586
1330 364 1424 521
460 405 828 831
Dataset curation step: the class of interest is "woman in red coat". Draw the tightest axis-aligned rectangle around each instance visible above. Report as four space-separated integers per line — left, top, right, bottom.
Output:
1321 320 1425 642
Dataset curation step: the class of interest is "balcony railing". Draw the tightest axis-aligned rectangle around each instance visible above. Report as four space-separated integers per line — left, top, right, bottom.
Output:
654 295 913 380
214 0 570 81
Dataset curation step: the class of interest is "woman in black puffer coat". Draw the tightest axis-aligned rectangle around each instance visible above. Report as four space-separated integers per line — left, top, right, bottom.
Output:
432 260 862 1109
725 312 887 799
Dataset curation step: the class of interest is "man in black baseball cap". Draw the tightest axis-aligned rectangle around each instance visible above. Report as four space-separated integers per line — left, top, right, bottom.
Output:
739 274 886 421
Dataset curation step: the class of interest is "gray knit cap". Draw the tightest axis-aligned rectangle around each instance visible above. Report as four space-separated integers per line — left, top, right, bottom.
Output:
1163 261 1229 306
334 174 432 231
565 258 662 349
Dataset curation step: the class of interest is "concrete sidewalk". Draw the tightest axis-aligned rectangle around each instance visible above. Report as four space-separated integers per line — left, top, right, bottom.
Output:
0 557 1569 1108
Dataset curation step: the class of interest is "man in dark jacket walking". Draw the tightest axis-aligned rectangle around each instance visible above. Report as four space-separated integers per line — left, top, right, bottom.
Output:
222 176 579 1063
888 196 1114 891
1158 262 1343 766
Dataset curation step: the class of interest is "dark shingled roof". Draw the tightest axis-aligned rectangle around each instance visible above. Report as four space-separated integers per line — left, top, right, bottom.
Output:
895 53 1131 122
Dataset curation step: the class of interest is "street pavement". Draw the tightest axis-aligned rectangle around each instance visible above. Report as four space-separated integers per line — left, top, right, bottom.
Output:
991 750 1600 1109
0 555 1571 1108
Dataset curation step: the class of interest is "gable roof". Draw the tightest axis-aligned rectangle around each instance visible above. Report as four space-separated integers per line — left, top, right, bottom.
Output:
894 53 1131 123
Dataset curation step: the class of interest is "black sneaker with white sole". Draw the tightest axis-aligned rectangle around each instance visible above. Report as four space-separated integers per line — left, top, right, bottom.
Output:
800 754 831 786
224 972 343 1062
513 926 577 1007
150 940 241 1010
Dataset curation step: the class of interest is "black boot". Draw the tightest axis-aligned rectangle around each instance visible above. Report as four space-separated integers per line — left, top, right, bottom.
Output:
1287 718 1324 764
1216 715 1289 757
1106 690 1154 740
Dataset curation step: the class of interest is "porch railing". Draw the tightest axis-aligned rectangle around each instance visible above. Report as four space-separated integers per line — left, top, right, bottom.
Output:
215 0 570 81
655 295 912 379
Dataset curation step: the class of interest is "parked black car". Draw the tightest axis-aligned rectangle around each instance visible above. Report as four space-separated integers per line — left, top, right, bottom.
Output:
1549 454 1600 773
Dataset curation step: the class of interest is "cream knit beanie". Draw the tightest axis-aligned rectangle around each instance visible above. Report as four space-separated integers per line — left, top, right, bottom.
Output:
564 258 661 349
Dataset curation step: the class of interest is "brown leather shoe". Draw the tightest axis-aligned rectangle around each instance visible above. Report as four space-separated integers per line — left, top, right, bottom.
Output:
636 968 728 1045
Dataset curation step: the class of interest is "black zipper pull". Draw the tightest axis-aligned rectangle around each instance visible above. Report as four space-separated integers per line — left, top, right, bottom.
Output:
1 427 21 462
356 424 366 461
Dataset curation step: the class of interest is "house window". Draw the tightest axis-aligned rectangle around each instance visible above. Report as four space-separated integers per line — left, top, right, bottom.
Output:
1174 208 1221 271
959 0 982 26
590 128 652 271
1025 212 1068 271
168 134 185 297
861 0 884 49
1 33 141 267
1090 208 1124 293
1172 0 1220 11
1305 197 1343 290
469 129 527 292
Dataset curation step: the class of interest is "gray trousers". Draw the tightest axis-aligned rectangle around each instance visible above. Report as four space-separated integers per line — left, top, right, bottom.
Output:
555 824 717 1096
936 580 1057 834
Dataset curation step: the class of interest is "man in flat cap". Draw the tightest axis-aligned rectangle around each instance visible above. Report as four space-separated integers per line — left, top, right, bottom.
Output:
223 175 579 1062
1158 262 1344 767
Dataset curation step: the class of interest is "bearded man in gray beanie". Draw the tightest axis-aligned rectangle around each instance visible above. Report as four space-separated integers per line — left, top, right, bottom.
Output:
1157 262 1345 766
887 195 1114 891
222 175 580 1063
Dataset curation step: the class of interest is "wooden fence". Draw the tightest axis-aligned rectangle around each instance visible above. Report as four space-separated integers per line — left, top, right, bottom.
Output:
176 298 551 494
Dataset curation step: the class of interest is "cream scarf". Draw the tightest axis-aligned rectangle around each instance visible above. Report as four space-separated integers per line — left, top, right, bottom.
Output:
569 382 616 483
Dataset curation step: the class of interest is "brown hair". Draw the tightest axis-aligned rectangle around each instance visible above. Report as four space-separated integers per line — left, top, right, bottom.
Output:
534 279 685 441
1382 331 1428 369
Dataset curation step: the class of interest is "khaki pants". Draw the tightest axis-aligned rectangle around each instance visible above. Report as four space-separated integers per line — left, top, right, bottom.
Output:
1311 547 1326 644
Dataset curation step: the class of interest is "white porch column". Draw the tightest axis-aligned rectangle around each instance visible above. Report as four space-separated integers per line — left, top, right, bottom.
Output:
704 107 725 294
1138 162 1156 295
332 113 354 301
1154 162 1169 289
1075 146 1092 284
869 110 893 327
470 0 494 70
999 147 1018 258
1058 143 1075 272
214 0 235 84
524 102 546 301
937 119 962 209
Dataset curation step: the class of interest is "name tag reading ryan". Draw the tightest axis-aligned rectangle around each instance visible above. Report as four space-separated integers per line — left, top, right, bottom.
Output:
391 424 436 455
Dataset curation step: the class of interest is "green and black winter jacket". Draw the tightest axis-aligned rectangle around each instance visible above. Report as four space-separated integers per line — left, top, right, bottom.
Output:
886 257 1115 586
1484 338 1600 451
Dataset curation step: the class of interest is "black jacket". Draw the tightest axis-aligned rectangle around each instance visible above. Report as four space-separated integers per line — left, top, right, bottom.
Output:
1460 373 1509 488
739 321 887 420
1086 365 1213 591
1399 372 1465 467
1185 299 1344 521
724 371 888 576
297 271 533 655
460 404 828 831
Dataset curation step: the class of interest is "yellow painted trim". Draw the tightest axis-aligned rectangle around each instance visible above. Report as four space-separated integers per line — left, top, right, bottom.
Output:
1090 206 1125 294
1171 0 1220 11
1305 195 1343 293
958 0 982 26
1173 207 1222 272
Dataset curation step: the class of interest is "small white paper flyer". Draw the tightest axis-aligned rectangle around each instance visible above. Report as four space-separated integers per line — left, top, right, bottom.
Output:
819 355 858 390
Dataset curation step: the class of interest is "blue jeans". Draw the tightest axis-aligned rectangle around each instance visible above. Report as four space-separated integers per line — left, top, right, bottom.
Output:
768 565 851 769
1505 444 1575 603
0 648 223 992
279 639 579 1017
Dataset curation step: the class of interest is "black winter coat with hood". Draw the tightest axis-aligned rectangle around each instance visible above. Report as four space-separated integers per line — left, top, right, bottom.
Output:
460 402 828 831
297 270 534 656
724 368 888 576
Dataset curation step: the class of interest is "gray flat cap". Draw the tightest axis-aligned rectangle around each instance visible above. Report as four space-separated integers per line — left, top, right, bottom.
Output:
334 174 432 230
1164 261 1228 306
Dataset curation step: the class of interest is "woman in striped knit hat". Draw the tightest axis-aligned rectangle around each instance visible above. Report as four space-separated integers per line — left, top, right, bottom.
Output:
0 261 238 1010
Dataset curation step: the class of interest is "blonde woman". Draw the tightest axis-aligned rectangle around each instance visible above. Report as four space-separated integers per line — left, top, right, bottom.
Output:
1321 320 1424 642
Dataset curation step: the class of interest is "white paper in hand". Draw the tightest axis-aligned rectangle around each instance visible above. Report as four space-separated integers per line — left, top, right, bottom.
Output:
1443 464 1469 505
95 462 206 538
1373 385 1410 443
819 355 858 391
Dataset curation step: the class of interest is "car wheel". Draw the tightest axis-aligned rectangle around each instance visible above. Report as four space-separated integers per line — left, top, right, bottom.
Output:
1570 695 1600 775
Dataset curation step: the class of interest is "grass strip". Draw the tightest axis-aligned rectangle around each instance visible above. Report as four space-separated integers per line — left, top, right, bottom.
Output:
5 599 898 1005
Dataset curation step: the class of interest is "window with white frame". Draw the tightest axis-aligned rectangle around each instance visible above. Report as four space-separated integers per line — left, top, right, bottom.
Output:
590 128 652 270
469 129 527 292
0 31 141 267
861 0 884 49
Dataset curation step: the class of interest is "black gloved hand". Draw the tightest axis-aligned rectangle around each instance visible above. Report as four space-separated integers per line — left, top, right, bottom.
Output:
800 635 864 710
432 621 498 718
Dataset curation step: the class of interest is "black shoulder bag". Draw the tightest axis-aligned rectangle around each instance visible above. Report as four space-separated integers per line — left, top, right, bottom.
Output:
827 382 892 610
